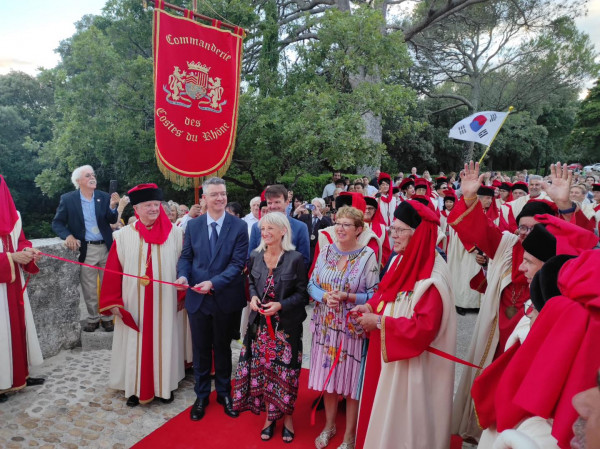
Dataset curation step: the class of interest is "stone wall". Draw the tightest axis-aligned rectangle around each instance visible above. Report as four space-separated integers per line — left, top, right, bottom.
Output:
29 238 81 358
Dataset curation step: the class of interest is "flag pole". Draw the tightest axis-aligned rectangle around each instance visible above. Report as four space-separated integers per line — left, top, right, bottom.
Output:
478 106 514 165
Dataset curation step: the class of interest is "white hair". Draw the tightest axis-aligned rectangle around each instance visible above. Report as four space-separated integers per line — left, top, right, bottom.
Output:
529 175 542 182
311 197 325 209
255 212 296 252
71 165 94 189
250 196 261 207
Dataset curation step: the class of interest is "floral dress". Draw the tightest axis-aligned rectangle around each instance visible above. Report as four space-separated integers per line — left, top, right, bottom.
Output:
307 243 379 399
232 273 302 421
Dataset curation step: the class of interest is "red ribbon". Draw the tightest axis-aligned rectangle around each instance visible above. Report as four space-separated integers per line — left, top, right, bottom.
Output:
21 275 30 295
38 251 191 290
309 309 482 425
257 310 276 340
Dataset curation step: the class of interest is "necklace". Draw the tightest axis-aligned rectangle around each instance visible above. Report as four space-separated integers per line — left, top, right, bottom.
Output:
140 246 152 287
505 284 526 319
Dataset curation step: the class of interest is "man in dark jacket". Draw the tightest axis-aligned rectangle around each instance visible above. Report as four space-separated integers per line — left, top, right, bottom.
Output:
52 165 119 332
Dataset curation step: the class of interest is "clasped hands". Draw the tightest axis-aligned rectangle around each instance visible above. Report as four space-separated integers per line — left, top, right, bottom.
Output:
174 277 213 294
249 295 282 316
11 247 42 265
350 304 380 332
323 290 347 309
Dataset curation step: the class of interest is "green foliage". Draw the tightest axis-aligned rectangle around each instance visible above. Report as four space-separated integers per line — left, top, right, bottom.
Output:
0 71 56 238
569 79 600 162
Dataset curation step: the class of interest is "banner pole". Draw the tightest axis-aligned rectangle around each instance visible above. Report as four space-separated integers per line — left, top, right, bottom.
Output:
145 0 240 32
194 178 200 204
478 106 514 165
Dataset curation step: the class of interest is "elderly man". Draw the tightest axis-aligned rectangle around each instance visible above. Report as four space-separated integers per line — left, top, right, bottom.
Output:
242 196 260 232
0 176 45 402
52 165 119 332
99 184 184 407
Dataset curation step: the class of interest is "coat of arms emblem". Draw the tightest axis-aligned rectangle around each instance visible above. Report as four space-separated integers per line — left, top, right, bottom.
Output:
164 61 226 113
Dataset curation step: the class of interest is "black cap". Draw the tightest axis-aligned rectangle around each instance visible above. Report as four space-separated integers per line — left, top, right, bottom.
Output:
364 197 378 209
522 224 557 262
128 184 164 206
335 194 353 210
516 201 557 225
530 254 577 312
477 185 495 197
393 201 421 228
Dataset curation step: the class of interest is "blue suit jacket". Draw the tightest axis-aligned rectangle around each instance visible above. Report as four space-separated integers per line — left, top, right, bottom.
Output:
177 213 249 315
249 217 310 266
51 189 118 262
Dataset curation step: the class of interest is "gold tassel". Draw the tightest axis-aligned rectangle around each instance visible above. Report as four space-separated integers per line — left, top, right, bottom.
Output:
155 146 234 187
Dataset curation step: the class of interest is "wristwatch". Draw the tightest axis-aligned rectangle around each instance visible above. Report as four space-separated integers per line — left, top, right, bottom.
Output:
376 316 382 330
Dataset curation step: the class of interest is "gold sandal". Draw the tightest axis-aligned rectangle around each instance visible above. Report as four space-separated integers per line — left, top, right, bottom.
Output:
315 426 336 449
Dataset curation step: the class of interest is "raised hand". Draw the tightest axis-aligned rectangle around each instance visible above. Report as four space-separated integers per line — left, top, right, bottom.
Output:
459 161 484 202
541 162 572 210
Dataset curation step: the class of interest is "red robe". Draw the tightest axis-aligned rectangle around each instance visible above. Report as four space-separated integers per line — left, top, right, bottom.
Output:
0 230 39 392
449 199 529 357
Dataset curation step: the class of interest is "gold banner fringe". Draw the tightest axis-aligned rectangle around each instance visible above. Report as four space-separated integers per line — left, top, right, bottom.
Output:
156 147 234 189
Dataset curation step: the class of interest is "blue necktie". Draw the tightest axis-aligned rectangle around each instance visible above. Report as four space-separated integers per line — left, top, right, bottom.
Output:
210 222 218 257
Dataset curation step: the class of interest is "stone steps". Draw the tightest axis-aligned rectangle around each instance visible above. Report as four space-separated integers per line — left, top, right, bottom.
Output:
80 320 114 351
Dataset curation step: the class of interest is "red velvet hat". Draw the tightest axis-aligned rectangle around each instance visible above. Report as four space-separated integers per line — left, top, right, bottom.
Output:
400 178 415 191
377 172 392 186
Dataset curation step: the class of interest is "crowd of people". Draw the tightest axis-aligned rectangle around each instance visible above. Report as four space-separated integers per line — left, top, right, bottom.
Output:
1 161 600 449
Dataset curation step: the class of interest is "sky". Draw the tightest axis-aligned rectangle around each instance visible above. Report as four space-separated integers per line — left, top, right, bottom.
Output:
1 0 599 79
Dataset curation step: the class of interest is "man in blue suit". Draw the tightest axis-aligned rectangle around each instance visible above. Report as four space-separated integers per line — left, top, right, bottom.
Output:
249 184 310 266
52 165 119 332
175 178 248 421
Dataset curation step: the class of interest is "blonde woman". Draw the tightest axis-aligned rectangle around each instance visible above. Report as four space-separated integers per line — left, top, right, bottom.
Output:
232 212 308 443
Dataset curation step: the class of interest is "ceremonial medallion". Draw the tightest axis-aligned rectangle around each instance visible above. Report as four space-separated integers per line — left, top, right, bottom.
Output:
140 275 151 287
310 234 315 241
505 305 517 319
376 301 384 313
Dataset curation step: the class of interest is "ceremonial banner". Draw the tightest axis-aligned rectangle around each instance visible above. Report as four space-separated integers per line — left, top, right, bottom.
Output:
153 2 244 184
448 110 509 146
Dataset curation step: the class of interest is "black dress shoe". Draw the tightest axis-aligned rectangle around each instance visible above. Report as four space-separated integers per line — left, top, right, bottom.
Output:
190 397 209 421
216 395 239 418
126 395 140 407
82 322 100 332
101 320 114 332
159 392 174 404
26 377 45 386
0 393 8 403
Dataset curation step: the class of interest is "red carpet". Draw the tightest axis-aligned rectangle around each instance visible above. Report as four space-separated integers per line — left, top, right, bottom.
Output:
133 369 349 449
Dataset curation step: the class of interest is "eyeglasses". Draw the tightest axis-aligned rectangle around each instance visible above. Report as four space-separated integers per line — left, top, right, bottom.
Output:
365 206 376 212
518 225 535 234
207 192 227 198
390 226 413 235
334 222 356 230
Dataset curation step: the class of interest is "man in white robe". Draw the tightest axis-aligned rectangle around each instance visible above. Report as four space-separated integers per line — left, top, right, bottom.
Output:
100 183 184 406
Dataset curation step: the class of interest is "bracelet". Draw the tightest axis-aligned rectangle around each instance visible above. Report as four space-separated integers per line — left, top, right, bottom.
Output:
463 195 477 201
558 202 577 214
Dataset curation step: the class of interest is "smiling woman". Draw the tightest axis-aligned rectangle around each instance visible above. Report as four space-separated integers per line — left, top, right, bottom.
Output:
233 212 307 443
